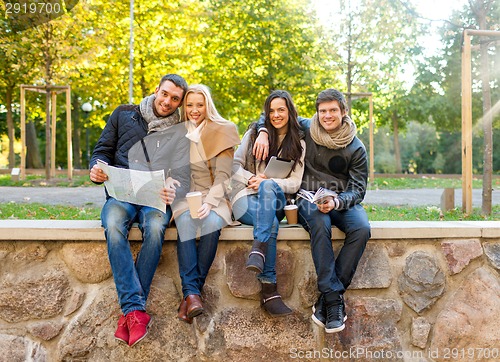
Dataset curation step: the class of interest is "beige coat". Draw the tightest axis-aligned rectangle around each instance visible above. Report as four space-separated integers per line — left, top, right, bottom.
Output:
172 119 240 226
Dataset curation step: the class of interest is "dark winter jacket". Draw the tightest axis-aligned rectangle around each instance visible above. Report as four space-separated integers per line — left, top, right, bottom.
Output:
301 128 368 210
90 104 190 200
256 115 368 210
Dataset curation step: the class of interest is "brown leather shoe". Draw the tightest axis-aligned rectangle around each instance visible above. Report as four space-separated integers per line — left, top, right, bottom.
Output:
177 298 193 324
185 294 204 319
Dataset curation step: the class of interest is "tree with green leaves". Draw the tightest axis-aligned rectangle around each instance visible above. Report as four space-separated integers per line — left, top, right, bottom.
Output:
198 0 331 132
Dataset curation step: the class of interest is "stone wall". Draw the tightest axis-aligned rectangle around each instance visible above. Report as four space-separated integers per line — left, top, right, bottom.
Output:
0 222 499 362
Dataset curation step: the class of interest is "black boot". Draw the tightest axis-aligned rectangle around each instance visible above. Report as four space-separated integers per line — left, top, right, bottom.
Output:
246 240 268 273
324 291 346 333
261 282 293 317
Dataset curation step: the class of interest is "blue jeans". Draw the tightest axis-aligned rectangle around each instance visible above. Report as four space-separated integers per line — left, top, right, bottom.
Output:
297 198 370 294
232 180 286 283
175 210 224 297
101 197 171 316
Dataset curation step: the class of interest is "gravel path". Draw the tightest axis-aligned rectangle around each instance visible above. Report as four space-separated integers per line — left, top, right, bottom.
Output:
0 186 497 208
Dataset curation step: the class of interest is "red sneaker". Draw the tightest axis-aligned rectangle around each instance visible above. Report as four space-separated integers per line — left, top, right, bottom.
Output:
114 315 128 344
126 310 152 347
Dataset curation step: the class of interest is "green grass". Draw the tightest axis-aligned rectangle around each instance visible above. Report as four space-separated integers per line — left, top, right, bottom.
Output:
1 202 497 221
369 176 499 190
364 204 500 221
0 174 95 187
0 202 101 220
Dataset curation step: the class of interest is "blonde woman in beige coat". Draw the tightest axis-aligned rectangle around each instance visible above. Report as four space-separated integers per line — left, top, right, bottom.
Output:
172 84 240 324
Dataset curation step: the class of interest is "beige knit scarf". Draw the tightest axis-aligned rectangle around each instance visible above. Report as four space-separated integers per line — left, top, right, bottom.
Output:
139 94 182 133
310 113 357 150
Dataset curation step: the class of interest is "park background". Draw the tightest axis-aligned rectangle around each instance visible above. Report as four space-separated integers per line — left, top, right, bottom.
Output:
0 0 498 182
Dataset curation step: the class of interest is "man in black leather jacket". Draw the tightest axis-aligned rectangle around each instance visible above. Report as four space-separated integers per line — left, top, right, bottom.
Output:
89 74 189 347
253 88 370 334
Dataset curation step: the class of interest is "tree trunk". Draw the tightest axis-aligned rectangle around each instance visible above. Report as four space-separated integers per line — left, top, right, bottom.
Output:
480 41 492 215
6 86 15 168
392 111 402 173
474 0 493 215
346 9 353 116
45 91 51 179
26 121 42 169
72 97 82 169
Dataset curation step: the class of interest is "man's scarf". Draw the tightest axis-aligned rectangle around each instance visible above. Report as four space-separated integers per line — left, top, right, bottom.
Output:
139 94 181 133
310 113 357 149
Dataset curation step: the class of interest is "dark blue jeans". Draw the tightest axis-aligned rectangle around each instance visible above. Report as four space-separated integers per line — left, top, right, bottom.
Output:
175 210 224 297
232 180 286 283
101 197 171 315
297 198 370 294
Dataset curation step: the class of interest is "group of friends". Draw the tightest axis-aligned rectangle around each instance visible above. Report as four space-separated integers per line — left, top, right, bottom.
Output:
89 73 371 347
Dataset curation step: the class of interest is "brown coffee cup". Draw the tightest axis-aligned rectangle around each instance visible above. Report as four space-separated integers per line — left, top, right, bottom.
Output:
186 191 202 218
284 204 298 224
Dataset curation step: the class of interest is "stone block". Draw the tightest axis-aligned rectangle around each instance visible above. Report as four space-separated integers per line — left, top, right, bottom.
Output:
350 244 392 289
325 297 403 361
484 242 500 270
60 243 112 283
431 267 500 358
398 251 445 314
411 316 431 349
441 239 483 274
0 269 71 323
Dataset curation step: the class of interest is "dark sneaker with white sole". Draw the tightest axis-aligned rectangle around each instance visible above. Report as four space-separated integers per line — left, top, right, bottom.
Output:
324 291 347 333
312 293 347 329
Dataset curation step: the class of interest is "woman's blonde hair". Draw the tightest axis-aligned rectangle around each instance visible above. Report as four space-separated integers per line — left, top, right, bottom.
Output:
182 84 229 125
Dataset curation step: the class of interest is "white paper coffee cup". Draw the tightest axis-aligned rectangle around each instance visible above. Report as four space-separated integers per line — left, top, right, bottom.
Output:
186 191 202 218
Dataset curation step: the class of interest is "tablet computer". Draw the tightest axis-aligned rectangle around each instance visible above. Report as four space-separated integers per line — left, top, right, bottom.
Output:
264 156 294 178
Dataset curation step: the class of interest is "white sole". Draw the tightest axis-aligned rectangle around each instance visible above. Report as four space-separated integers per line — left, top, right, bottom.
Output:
325 323 345 333
311 305 325 328
312 305 348 330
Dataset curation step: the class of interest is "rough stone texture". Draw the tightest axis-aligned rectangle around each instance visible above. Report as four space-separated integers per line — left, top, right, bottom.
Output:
0 334 46 362
0 267 71 323
411 316 431 349
398 251 445 314
0 243 14 260
60 243 112 283
57 278 199 361
483 242 500 270
225 246 261 300
386 242 406 258
350 244 392 289
441 239 483 274
207 307 315 361
0 334 27 362
297 268 319 309
64 290 85 317
431 267 500 361
12 243 48 262
1 234 499 361
326 297 404 362
29 321 64 341
275 248 295 298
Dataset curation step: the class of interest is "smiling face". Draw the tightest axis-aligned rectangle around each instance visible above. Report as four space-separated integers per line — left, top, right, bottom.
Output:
185 92 206 126
318 100 345 133
153 80 184 117
269 98 289 135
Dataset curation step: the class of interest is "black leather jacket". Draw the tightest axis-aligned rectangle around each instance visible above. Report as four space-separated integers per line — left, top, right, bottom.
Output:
257 116 368 210
301 127 368 210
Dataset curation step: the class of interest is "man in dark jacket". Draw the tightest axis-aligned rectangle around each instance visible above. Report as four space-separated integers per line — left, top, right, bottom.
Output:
89 74 189 347
253 88 370 334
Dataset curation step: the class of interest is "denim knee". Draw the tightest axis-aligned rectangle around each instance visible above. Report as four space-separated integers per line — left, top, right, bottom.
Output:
201 211 224 234
258 179 281 196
